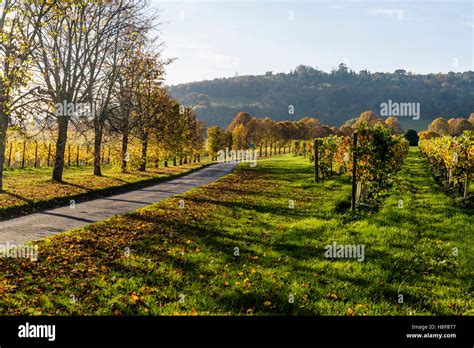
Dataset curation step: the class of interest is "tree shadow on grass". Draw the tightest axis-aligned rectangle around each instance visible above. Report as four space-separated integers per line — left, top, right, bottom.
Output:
183 194 328 220
3 191 35 205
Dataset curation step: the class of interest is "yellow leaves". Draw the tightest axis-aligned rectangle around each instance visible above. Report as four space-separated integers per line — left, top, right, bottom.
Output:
223 281 229 287
234 281 241 286
263 301 271 307
250 268 257 274
130 292 140 304
114 309 121 316
246 307 254 315
346 307 354 316
0 280 17 294
243 278 250 284
198 274 205 280
238 272 244 276
329 292 338 300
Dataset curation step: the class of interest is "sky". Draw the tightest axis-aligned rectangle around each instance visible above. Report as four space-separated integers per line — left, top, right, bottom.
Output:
150 0 474 86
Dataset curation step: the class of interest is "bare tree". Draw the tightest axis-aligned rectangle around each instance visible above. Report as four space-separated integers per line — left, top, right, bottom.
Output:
32 1 148 182
86 1 155 176
0 0 55 190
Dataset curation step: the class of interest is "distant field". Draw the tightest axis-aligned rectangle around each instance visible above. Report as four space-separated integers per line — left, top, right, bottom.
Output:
0 149 471 315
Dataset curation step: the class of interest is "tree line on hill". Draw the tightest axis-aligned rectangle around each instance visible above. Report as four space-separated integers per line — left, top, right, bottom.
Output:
169 64 474 129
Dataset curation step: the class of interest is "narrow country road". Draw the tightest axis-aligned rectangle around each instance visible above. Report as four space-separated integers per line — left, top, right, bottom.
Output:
0 162 237 246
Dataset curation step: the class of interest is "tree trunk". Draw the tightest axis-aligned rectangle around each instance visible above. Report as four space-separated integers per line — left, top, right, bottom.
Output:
0 108 7 191
93 121 103 176
34 142 38 167
47 144 51 167
21 141 26 169
121 131 129 173
67 143 71 167
173 157 177 166
52 115 69 182
7 142 12 167
139 138 148 172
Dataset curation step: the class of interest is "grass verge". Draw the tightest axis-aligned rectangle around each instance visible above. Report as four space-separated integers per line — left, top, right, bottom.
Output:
0 161 211 220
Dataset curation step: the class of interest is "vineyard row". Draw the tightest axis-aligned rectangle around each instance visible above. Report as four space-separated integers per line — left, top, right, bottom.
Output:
419 131 473 199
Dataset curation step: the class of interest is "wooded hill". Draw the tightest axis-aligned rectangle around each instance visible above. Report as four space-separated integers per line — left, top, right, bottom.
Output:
168 64 474 131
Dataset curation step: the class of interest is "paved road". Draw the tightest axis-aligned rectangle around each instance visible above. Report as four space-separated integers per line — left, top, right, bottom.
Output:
0 162 237 246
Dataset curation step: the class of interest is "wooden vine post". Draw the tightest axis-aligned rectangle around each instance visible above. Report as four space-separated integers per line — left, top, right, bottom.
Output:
314 138 319 183
351 132 358 212
465 172 470 199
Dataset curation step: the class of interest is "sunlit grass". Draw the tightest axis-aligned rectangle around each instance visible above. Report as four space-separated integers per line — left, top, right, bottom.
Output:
0 150 471 315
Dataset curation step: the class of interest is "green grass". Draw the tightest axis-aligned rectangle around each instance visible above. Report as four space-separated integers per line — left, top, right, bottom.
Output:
0 149 471 315
0 160 210 219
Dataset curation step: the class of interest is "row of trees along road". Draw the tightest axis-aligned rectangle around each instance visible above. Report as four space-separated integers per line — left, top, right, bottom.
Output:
0 0 205 191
